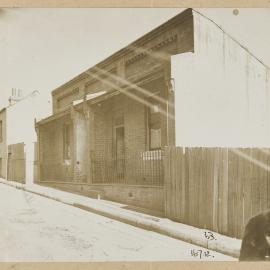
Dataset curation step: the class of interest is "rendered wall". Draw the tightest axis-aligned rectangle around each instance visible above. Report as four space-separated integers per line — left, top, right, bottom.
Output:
0 109 7 178
172 11 270 147
6 93 50 184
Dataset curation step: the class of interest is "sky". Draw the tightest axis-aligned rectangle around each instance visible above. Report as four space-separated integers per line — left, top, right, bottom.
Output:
0 8 270 112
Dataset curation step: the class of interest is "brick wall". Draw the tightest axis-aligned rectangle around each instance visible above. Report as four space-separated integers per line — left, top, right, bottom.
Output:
51 10 194 115
92 95 145 149
91 77 168 185
37 181 164 213
39 114 73 181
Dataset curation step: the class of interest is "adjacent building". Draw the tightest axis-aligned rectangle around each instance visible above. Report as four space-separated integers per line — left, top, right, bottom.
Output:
172 10 270 148
0 91 50 184
0 108 7 179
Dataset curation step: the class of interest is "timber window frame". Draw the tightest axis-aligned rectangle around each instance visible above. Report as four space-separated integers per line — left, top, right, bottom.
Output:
147 93 162 150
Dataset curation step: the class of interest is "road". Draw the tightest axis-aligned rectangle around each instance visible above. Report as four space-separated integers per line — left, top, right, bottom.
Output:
0 184 236 261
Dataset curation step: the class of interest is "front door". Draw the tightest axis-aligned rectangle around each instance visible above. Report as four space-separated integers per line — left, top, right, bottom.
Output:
114 126 125 179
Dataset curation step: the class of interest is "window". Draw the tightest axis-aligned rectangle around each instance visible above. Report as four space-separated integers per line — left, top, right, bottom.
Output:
148 95 161 150
0 121 2 142
63 123 71 160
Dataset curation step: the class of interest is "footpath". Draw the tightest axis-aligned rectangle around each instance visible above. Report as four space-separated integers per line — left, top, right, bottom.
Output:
0 178 241 259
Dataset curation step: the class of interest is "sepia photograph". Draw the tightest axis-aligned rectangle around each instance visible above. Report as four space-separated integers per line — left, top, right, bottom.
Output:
0 6 270 264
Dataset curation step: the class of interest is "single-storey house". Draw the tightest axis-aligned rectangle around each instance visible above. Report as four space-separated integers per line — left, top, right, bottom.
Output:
36 8 270 215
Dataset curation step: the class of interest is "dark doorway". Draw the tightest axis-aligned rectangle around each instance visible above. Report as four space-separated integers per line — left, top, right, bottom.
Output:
114 126 125 180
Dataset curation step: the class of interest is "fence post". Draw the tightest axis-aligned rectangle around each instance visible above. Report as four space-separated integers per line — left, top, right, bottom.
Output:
163 146 169 217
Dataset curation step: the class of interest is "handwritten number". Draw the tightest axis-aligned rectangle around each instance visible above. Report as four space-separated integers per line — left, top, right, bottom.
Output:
204 231 217 241
191 249 215 259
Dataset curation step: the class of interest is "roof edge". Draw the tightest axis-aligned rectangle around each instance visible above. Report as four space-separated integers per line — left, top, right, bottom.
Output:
51 8 193 96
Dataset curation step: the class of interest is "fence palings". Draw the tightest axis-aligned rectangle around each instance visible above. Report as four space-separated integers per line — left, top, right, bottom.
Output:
164 146 270 239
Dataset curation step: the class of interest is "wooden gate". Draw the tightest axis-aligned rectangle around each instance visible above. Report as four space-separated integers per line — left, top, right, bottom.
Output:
7 143 26 183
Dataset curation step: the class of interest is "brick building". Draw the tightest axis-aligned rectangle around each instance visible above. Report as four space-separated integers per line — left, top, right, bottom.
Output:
36 8 270 214
35 8 194 212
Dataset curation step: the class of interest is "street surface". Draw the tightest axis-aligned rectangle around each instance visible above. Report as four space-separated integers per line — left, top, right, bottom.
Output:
0 184 236 261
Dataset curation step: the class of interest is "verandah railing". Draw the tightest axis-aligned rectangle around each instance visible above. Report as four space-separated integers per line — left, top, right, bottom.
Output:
91 150 164 186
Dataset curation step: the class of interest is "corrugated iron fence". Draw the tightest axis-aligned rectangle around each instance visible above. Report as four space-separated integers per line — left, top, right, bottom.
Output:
164 146 270 239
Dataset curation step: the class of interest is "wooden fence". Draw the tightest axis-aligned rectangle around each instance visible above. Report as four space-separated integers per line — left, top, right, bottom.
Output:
164 147 270 239
7 143 26 184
